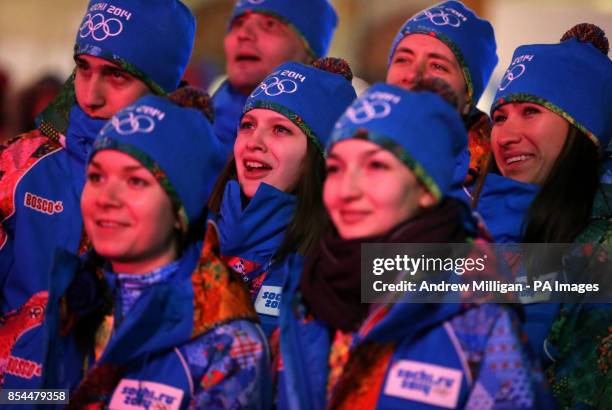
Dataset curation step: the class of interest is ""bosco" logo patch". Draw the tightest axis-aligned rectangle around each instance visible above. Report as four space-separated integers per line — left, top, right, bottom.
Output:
23 192 64 215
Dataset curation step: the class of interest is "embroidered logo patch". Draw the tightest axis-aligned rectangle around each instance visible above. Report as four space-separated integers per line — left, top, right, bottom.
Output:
343 90 401 125
5 355 42 380
254 285 282 317
383 360 462 409
221 256 261 279
412 6 468 28
102 104 166 136
109 379 184 410
498 54 535 91
23 192 63 215
250 69 306 98
79 3 133 42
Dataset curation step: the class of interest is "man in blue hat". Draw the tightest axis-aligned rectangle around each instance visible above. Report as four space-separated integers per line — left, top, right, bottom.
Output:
387 0 498 185
0 0 196 391
212 0 338 154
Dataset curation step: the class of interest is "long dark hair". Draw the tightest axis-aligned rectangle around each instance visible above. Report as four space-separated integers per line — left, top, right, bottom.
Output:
473 125 600 243
522 126 600 243
208 140 329 259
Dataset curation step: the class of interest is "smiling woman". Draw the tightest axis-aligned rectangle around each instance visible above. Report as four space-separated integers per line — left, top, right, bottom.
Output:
207 57 356 338
278 83 549 410
323 139 434 240
44 92 272 409
81 150 179 274
475 23 611 245
472 23 612 408
491 102 569 185
234 109 308 198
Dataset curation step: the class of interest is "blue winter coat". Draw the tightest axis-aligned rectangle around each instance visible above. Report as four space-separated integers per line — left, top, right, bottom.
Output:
471 173 539 244
212 80 248 157
469 172 563 365
215 181 297 337
44 224 272 409
278 254 554 410
0 105 106 391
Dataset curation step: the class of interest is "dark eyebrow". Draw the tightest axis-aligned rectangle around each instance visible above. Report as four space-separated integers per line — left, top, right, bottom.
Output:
363 148 384 157
426 52 456 66
327 147 384 161
394 48 457 67
123 164 147 172
101 64 130 76
88 160 145 172
394 47 415 56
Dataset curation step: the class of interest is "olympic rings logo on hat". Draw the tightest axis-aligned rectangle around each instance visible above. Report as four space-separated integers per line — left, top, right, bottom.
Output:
251 76 299 98
345 99 392 124
236 0 266 6
103 112 156 136
412 7 462 27
498 64 526 91
79 13 123 42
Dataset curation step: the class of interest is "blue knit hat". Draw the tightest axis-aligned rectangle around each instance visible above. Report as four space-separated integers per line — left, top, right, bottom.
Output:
330 83 466 201
75 0 196 94
492 28 612 150
388 0 498 106
243 60 357 152
91 95 225 231
229 0 337 58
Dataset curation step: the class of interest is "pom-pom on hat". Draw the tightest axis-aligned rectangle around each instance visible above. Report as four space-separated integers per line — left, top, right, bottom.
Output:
229 0 337 59
91 93 225 232
388 0 498 107
491 23 612 149
75 0 196 94
330 83 466 201
243 58 357 152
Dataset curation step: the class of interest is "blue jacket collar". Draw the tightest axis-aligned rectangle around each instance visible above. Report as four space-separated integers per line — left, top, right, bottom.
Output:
476 173 540 243
99 244 200 365
212 80 248 153
65 105 107 162
65 104 107 192
217 180 296 265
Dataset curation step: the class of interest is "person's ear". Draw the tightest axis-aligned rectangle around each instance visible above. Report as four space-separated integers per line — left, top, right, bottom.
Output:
174 216 185 232
460 100 471 116
417 186 437 209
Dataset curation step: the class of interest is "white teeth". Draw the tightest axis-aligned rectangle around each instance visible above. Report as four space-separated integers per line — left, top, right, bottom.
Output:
246 161 265 169
98 221 122 228
507 155 530 164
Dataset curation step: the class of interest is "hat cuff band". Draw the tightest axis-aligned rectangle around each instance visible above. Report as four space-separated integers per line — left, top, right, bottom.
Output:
329 128 443 200
492 93 600 149
243 100 324 153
